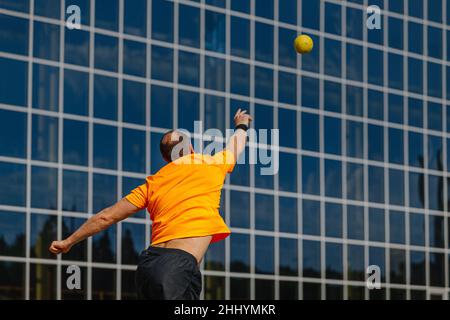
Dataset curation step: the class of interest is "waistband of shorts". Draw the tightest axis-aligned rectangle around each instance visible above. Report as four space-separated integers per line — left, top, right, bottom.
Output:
145 245 198 265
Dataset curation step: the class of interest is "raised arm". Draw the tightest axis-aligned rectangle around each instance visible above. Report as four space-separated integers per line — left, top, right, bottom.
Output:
49 198 140 255
226 109 253 161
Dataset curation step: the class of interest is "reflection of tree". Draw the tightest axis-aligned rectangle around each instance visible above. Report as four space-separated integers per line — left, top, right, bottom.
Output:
0 234 25 257
0 262 25 299
30 264 57 300
62 219 87 261
204 276 225 300
31 216 56 259
93 231 115 263
121 229 138 265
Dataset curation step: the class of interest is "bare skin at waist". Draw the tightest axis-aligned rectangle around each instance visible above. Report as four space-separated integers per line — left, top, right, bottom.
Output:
151 235 213 265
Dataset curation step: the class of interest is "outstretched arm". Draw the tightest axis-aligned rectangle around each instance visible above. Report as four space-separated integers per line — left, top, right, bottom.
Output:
49 198 140 254
226 109 253 161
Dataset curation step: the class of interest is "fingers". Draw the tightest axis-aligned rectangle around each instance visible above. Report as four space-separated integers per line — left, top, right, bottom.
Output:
234 108 241 118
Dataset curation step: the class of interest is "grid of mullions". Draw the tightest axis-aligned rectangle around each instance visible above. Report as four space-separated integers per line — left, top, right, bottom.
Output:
0 0 449 300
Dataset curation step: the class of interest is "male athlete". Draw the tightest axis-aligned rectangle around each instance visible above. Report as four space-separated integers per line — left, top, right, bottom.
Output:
49 109 253 300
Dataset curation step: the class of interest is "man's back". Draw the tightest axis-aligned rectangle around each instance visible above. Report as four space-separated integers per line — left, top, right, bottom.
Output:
126 150 235 246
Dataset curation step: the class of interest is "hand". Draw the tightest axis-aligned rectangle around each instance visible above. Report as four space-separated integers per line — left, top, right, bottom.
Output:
234 108 253 127
49 239 72 255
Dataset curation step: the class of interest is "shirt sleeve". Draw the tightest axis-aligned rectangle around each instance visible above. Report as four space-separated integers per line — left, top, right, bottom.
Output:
212 149 236 174
125 181 149 209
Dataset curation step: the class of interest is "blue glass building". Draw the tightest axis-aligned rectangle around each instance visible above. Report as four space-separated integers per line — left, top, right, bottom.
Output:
0 0 449 300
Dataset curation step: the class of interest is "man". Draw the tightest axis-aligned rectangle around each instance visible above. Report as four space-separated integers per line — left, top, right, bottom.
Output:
49 109 253 300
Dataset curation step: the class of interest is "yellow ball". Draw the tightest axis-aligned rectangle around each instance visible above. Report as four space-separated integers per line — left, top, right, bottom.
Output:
294 35 314 54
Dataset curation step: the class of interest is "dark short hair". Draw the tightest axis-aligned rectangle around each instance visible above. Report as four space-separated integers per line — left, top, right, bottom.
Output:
159 130 190 162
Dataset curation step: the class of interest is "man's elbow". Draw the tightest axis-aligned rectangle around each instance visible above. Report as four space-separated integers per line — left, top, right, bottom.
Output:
97 208 116 228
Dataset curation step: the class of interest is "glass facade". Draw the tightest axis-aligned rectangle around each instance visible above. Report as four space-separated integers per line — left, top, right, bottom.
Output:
0 0 449 300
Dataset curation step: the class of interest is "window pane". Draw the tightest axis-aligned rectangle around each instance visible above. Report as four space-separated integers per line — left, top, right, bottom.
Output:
151 85 173 129
32 64 59 111
93 173 117 213
123 128 146 173
346 120 364 158
204 276 225 300
347 163 364 201
279 153 297 192
0 57 28 107
152 0 173 42
0 110 27 158
325 2 341 35
325 203 342 238
123 40 146 77
94 124 117 169
0 262 25 299
324 80 341 113
94 75 118 120
255 67 273 101
0 211 26 257
369 208 385 242
255 194 274 231
124 0 146 37
230 191 249 228
64 70 88 116
31 166 57 210
179 51 200 87
205 57 225 92
325 160 342 198
123 80 146 125
324 116 341 155
279 197 297 234
63 170 88 212
278 27 296 68
231 16 249 58
33 21 59 61
302 156 320 195
303 200 320 236
410 251 425 285
95 0 118 31
0 14 28 55
348 245 365 281
32 114 59 162
92 268 116 300
324 39 341 77
30 214 57 259
389 169 404 206
179 4 200 47
279 238 298 276
410 213 425 246
255 236 274 274
302 112 319 151
30 263 57 300
122 222 146 265
94 34 118 72
389 211 405 244
255 22 273 63
63 119 88 166
429 215 445 248
178 90 200 132
0 162 26 206
303 240 321 278
230 278 250 300
347 206 364 240
390 249 406 284
204 240 225 271
369 166 384 203
205 11 225 53
408 132 424 168
326 243 343 279
64 28 90 67
230 233 250 272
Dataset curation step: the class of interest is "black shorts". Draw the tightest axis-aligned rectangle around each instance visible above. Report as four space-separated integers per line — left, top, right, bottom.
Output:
135 246 202 300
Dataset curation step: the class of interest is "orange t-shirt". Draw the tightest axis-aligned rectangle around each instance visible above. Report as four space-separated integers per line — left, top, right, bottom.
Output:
125 150 235 245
